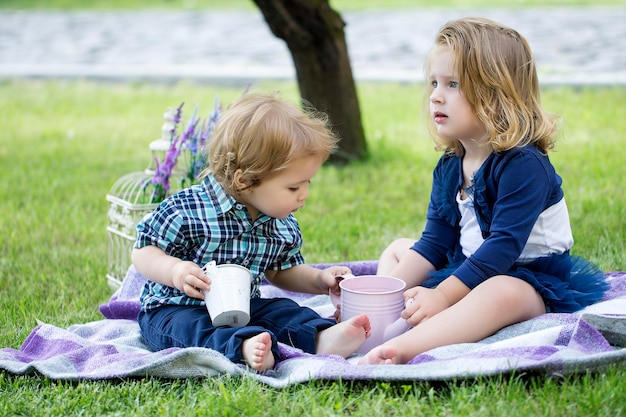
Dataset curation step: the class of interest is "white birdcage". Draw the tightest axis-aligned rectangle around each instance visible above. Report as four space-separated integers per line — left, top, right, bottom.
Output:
105 108 182 289
105 99 221 289
105 173 160 289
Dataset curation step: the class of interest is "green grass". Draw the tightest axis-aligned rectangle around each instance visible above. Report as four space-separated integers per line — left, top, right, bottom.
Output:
1 78 625 416
1 370 625 416
1 0 625 10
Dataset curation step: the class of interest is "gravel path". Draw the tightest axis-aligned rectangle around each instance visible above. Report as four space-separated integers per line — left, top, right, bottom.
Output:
1 7 625 85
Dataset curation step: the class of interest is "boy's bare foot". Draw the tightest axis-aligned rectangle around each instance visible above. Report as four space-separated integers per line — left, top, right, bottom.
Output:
242 332 275 372
316 313 371 358
357 345 398 365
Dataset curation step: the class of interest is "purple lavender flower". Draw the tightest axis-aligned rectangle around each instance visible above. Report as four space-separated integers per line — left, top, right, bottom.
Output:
171 103 183 134
146 96 223 203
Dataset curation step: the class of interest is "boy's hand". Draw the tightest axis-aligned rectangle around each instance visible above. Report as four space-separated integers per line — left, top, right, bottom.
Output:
171 261 211 300
268 264 352 297
324 266 352 322
322 265 352 296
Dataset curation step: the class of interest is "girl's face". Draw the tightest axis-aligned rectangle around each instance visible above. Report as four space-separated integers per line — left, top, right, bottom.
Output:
428 46 487 145
236 155 321 220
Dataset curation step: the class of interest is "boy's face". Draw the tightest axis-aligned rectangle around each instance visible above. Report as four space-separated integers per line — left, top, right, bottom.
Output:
238 155 322 220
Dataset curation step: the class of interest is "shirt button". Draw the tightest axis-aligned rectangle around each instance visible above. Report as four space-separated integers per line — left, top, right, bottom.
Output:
242 259 250 266
235 204 243 210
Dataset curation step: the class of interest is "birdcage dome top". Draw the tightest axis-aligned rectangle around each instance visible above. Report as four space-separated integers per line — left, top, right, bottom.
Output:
106 171 160 209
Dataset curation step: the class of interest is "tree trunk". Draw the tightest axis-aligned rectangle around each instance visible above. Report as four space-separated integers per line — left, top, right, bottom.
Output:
252 0 367 163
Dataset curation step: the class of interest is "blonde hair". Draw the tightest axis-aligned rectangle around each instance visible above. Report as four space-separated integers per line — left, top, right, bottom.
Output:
425 17 558 156
201 91 337 195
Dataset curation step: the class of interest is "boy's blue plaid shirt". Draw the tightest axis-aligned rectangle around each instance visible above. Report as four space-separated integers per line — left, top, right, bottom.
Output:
135 174 305 312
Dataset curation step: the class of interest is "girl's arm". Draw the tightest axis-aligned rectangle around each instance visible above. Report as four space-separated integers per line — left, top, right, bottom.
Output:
434 274 470 305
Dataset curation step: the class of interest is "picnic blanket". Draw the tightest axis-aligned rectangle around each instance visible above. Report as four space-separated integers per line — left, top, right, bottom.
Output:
2 261 626 388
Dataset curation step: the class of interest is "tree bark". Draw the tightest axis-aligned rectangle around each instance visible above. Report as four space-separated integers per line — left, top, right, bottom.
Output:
252 0 367 163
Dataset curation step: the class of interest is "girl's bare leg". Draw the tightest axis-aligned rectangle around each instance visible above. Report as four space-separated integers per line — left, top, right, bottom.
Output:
377 238 414 275
358 275 546 365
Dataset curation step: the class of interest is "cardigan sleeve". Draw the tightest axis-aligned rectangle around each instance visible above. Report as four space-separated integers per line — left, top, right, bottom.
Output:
411 155 461 269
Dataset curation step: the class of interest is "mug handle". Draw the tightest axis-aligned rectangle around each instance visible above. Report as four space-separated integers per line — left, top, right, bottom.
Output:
329 273 356 306
383 317 412 341
383 298 414 341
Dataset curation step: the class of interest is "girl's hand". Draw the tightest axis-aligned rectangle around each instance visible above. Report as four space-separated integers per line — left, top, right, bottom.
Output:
401 286 450 326
171 261 211 300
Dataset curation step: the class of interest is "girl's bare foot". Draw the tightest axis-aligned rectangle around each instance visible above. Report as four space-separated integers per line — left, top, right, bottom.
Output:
316 313 371 358
357 345 398 365
242 332 275 372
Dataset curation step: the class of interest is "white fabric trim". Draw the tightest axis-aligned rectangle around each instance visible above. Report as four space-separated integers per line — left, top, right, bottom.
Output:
457 194 573 260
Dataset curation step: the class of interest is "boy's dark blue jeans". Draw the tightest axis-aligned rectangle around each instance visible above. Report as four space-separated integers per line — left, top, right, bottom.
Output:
138 297 335 364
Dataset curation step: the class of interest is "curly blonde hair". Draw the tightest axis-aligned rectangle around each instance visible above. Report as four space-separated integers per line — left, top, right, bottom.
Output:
201 91 337 195
424 17 558 156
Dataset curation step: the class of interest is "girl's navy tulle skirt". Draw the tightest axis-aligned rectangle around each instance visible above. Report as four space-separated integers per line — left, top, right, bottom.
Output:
421 251 609 313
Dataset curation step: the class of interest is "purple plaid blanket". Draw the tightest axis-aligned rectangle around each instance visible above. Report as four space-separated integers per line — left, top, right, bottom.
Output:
2 261 626 388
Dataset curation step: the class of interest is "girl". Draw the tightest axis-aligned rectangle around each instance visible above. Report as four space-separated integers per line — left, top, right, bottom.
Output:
133 92 370 372
359 17 608 365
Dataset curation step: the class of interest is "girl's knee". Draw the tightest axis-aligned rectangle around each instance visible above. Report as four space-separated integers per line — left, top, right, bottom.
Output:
379 238 414 263
377 238 416 275
482 275 545 317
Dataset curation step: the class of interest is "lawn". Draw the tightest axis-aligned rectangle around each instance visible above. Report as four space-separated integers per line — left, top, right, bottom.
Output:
1 78 625 416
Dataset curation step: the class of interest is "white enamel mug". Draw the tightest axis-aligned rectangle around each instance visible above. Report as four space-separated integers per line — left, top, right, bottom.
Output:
203 262 252 327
